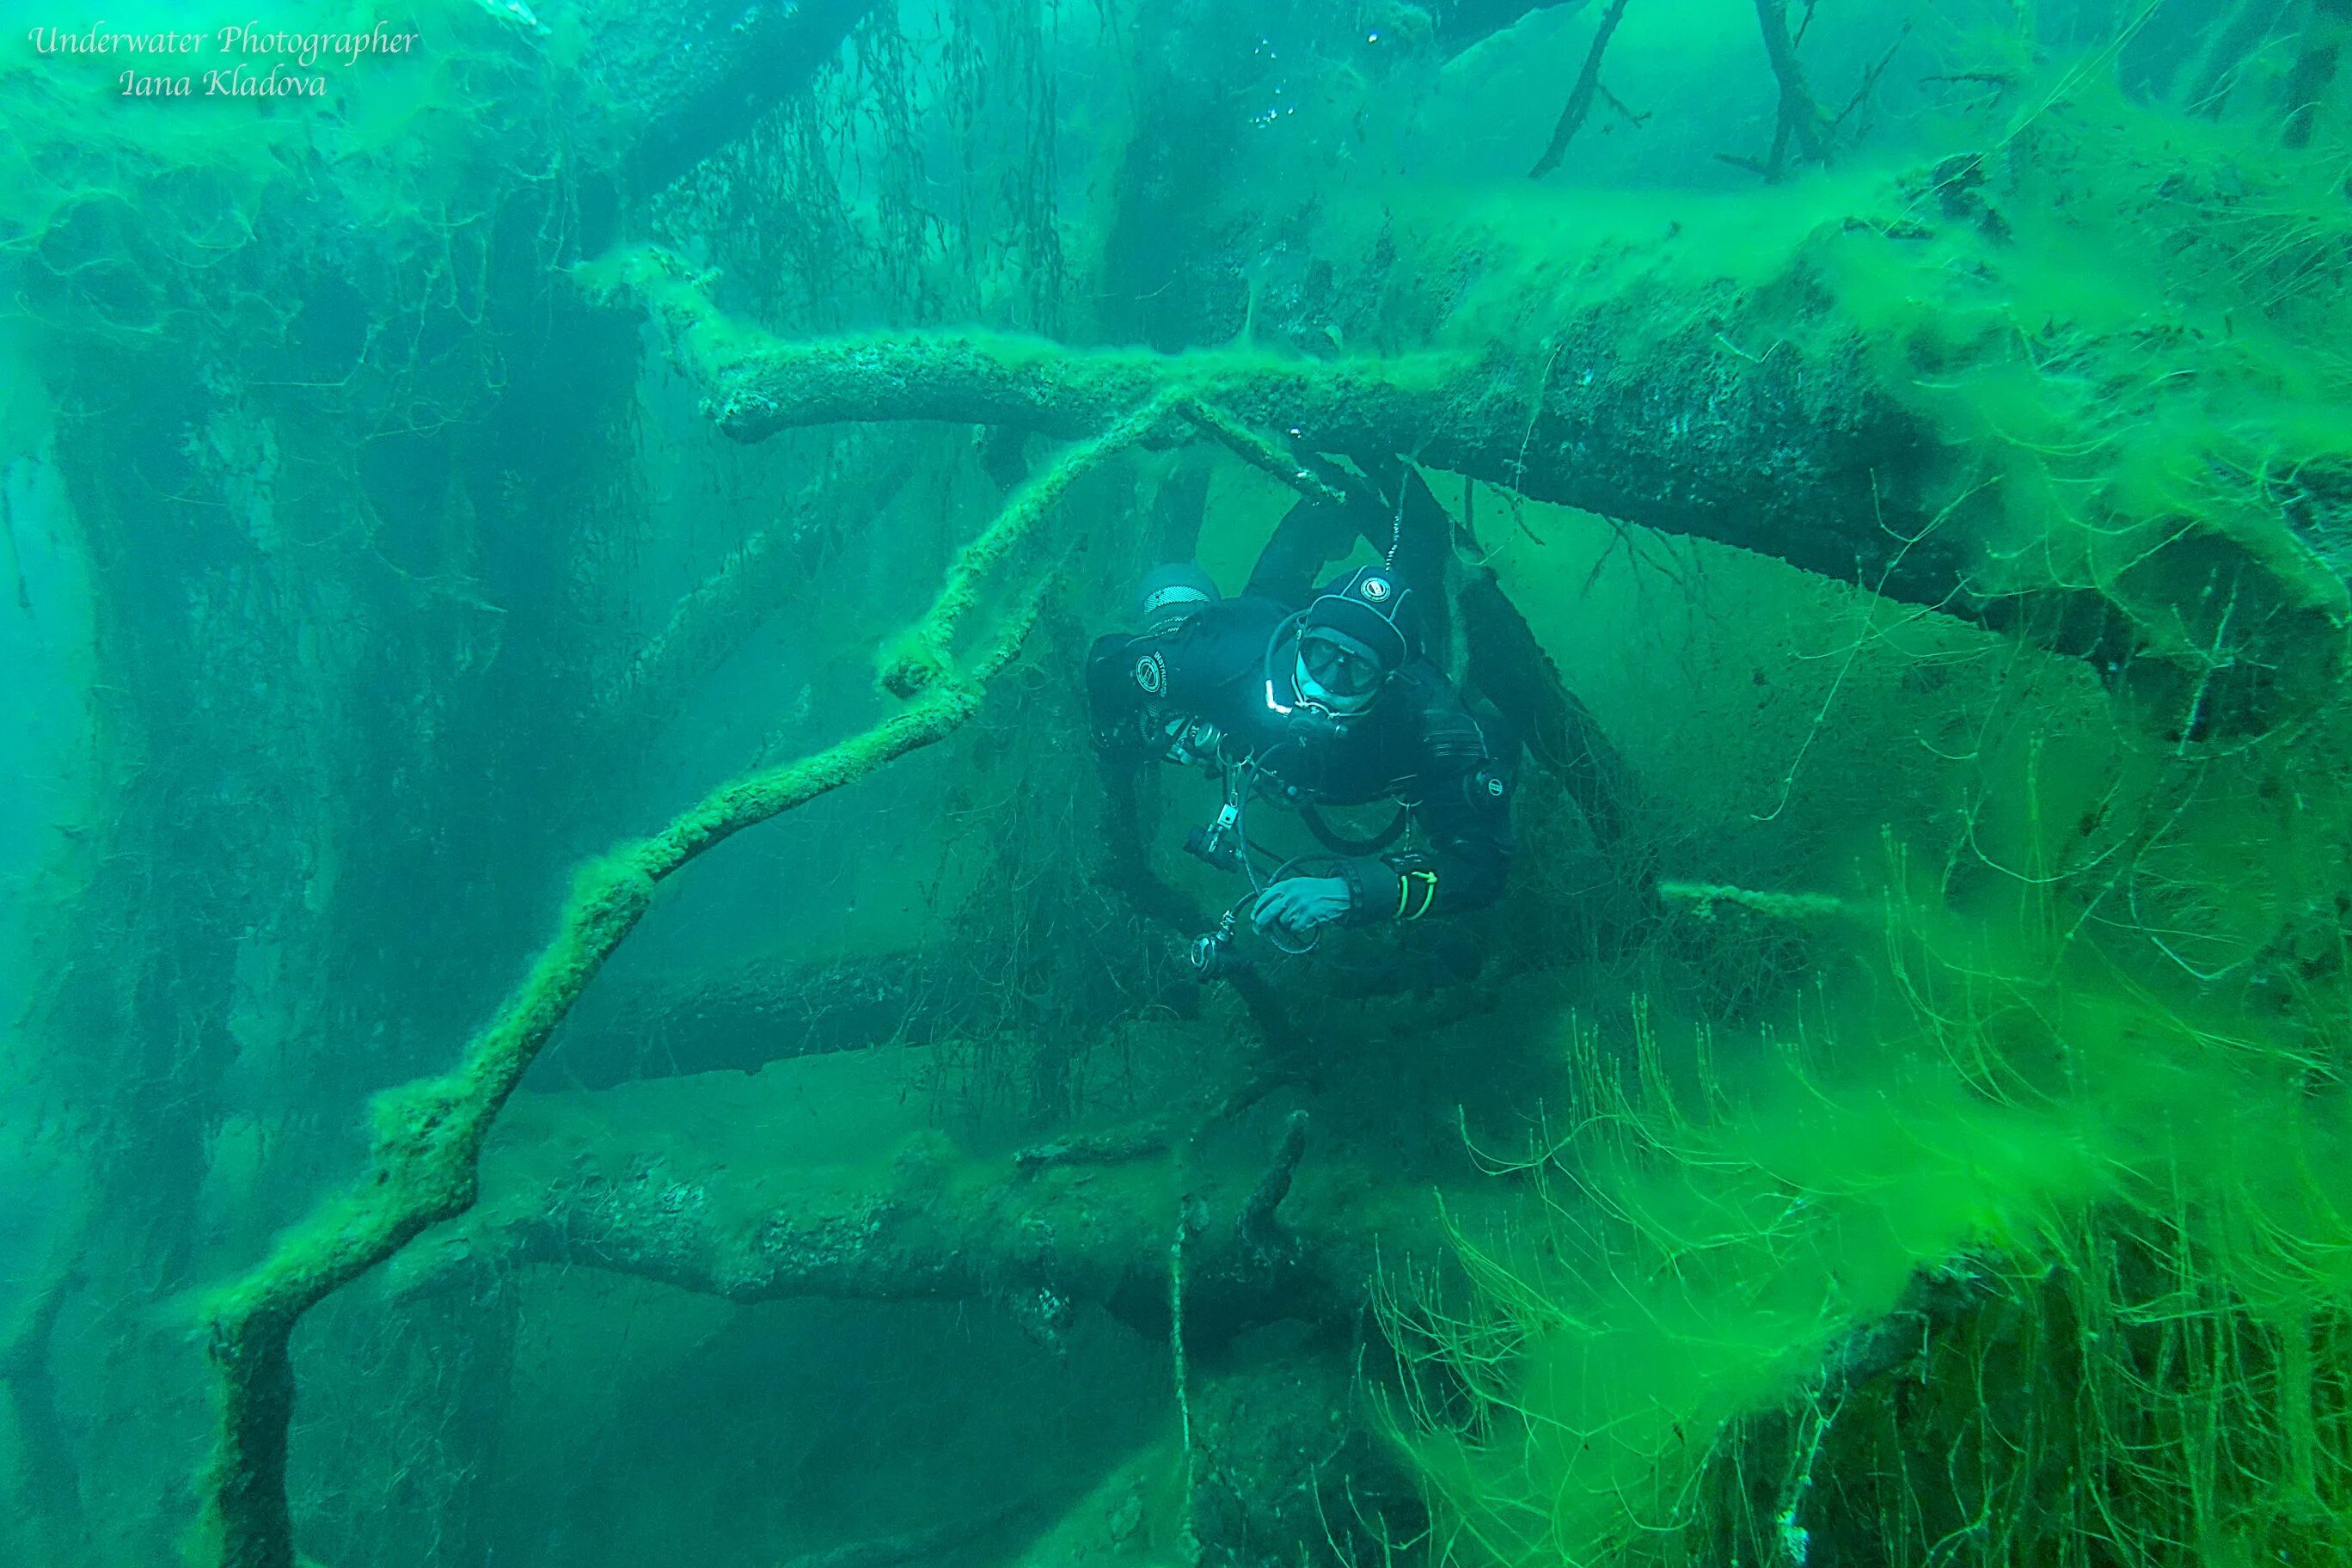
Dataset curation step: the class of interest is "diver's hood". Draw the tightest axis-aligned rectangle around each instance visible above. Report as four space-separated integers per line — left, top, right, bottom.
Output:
1302 567 1417 676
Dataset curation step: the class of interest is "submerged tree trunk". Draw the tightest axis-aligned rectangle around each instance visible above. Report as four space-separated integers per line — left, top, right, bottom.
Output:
597 235 2348 738
572 0 890 200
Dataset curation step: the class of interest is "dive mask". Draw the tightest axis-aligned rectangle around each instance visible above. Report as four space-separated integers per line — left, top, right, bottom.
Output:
1295 628 1384 716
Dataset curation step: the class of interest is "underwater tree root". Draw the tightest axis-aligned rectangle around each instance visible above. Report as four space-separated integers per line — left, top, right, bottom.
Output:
194 410 1164 1568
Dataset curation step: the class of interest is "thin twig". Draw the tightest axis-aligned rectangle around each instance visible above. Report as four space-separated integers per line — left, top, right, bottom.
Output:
1832 23 1914 134
1596 83 1651 128
1530 0 1636 179
1753 0 1832 169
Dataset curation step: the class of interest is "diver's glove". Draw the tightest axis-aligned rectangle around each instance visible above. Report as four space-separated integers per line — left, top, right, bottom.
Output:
1251 876 1352 937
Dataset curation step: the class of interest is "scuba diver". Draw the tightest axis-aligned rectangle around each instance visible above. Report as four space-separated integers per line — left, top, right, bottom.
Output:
1086 547 1516 980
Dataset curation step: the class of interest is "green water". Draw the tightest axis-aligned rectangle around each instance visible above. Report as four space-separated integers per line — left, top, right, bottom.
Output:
2 2 2349 1565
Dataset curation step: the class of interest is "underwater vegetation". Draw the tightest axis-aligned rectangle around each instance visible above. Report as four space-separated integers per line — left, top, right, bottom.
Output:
0 2 2349 1567
1399 873 2352 1567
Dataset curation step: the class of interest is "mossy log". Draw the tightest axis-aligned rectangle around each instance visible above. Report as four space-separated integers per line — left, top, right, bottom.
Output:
591 244 1945 597
533 947 976 1090
397 1074 2000 1558
689 327 1932 598
594 94 2352 732
534 938 1197 1092
698 320 2337 703
396 1087 1428 1567
396 1102 1393 1353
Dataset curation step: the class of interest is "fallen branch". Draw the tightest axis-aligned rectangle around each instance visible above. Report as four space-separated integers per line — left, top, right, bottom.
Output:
883 392 1184 696
394 1099 1387 1352
1177 396 1352 508
1530 0 1635 179
536 943 1009 1090
194 408 1169 1568
586 212 2352 736
586 243 1951 601
1828 24 1913 138
1596 83 1652 130
619 0 888 195
1014 1124 1173 1173
592 432 916 731
1753 0 1834 174
202 677 1014 1568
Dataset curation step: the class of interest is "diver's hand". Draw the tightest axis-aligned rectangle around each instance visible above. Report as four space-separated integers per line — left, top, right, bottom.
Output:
1252 876 1351 938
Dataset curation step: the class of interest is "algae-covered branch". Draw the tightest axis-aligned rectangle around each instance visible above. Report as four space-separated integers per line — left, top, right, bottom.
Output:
597 82 2352 736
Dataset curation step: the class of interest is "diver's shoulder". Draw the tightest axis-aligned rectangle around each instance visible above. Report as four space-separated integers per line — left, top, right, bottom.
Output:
1159 597 1287 691
1171 596 1289 653
1196 595 1292 633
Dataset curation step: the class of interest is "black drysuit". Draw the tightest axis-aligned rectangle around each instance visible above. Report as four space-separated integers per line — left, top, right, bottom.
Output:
1087 596 1514 925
